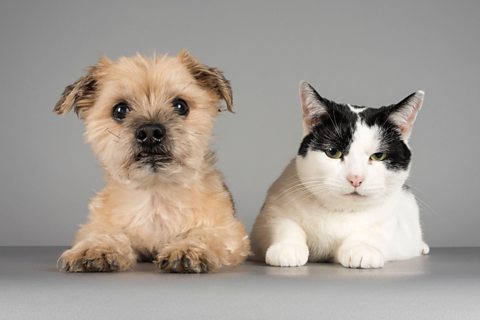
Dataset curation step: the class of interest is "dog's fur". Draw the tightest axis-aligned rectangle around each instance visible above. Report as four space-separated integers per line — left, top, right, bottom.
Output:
54 51 250 273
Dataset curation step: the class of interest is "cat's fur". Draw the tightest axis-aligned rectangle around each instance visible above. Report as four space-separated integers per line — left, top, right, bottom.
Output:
251 82 429 268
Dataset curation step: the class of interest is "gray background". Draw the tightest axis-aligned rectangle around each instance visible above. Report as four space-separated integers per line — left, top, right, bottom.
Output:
0 0 478 246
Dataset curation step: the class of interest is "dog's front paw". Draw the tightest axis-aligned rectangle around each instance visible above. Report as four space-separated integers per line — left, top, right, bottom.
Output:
154 247 218 273
57 246 132 272
337 244 384 269
265 242 309 267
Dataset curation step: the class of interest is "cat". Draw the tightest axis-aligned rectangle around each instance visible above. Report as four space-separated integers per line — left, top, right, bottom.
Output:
251 82 429 268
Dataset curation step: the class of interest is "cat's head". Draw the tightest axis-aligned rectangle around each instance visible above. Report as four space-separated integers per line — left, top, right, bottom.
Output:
296 82 424 210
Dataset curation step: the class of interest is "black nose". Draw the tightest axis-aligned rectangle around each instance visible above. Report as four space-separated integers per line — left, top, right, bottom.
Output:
135 124 166 146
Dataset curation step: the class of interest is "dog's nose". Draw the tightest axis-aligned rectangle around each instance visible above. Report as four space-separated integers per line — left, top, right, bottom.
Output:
135 124 166 145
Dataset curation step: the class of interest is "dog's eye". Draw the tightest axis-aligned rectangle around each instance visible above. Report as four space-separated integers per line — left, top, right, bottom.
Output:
172 98 189 116
112 103 130 122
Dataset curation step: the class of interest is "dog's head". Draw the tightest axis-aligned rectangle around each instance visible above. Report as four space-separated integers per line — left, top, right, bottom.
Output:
54 51 232 187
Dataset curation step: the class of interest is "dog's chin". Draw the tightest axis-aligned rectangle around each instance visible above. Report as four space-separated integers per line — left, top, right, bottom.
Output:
112 154 178 189
134 151 173 172
107 147 199 189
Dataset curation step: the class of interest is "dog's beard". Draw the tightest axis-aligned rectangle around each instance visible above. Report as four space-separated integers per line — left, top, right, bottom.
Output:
134 145 173 172
136 154 172 171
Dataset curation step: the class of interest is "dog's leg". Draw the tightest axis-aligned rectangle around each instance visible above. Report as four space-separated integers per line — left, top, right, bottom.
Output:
155 218 249 273
57 232 136 272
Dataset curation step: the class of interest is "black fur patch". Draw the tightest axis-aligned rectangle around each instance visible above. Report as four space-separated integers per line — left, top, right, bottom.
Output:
359 106 411 171
222 182 236 215
298 99 357 157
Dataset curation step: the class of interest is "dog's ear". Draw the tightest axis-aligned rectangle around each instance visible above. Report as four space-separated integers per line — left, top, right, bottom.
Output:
53 57 111 118
178 50 233 112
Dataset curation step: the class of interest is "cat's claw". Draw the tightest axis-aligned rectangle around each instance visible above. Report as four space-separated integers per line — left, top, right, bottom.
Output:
265 243 309 267
337 245 384 269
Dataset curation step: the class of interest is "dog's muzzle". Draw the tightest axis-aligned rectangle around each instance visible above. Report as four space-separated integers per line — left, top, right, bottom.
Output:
134 123 172 167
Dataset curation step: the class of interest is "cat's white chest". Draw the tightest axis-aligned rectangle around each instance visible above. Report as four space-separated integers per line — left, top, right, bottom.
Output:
297 200 394 261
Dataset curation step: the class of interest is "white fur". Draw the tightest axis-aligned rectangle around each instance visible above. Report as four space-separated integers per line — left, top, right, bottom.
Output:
347 104 365 113
251 121 428 268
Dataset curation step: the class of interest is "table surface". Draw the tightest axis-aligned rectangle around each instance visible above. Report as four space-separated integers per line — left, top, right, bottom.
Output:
1 247 479 320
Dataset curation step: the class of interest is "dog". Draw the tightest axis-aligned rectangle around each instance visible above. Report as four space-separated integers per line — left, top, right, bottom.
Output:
54 51 250 273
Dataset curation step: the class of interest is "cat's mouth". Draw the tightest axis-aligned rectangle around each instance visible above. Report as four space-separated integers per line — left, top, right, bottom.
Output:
345 191 366 198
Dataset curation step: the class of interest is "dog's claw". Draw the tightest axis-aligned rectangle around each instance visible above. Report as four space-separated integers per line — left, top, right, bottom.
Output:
160 259 169 269
156 249 212 274
182 256 191 270
200 262 209 273
170 260 182 273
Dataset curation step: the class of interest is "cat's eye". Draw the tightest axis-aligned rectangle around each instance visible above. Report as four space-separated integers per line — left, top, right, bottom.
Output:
172 98 189 116
112 102 130 122
370 152 387 161
325 148 343 159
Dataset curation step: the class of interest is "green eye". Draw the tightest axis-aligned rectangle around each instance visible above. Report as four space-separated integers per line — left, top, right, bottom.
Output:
325 148 343 159
370 152 387 161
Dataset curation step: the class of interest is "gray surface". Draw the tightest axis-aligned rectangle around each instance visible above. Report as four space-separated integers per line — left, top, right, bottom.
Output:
1 247 479 320
1 0 480 246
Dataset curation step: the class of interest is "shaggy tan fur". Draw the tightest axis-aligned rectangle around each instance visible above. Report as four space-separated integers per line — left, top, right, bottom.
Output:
55 51 250 273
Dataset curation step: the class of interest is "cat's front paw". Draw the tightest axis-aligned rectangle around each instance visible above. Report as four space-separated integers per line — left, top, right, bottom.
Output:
337 245 384 269
265 242 309 267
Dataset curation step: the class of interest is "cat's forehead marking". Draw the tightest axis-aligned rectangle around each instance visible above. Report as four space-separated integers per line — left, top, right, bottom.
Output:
347 104 365 114
349 122 380 156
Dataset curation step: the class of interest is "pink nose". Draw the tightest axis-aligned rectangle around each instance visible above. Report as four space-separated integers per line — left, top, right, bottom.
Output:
347 175 364 188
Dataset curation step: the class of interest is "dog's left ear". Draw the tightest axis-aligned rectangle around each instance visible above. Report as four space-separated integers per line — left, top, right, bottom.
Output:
53 57 111 118
178 50 233 112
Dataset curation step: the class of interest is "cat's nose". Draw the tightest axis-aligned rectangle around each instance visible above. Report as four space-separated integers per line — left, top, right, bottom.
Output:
347 175 364 188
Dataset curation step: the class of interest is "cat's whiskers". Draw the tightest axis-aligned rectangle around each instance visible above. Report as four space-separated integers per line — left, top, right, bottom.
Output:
274 181 325 200
282 186 333 207
275 177 325 192
404 184 436 216
274 179 333 203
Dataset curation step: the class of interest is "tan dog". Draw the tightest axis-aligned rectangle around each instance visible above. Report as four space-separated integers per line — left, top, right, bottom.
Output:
54 51 250 273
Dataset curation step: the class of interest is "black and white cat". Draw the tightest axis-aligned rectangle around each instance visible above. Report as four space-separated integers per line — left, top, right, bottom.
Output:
251 82 429 268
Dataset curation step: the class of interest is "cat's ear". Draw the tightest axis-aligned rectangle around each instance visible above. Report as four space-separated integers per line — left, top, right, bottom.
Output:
299 81 329 132
388 91 424 140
